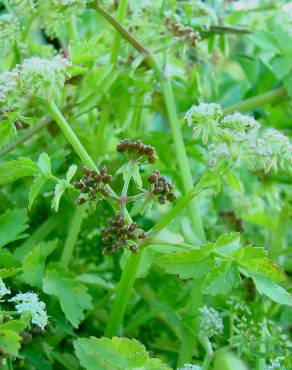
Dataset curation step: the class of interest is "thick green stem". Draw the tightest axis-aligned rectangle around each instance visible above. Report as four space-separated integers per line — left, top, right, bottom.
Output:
94 4 206 351
110 0 128 63
105 252 142 337
105 183 204 336
46 100 98 170
7 358 13 370
201 336 214 370
223 87 287 114
60 205 86 267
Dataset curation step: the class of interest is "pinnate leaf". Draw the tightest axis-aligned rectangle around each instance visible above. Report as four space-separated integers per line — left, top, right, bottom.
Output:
202 262 240 295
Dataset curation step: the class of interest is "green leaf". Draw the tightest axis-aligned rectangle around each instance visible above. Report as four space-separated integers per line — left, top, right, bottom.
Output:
43 263 92 328
251 274 292 306
0 117 17 147
272 56 292 79
202 262 240 295
28 174 49 209
21 240 58 288
0 209 29 248
0 330 22 356
77 274 115 291
0 320 27 332
66 164 77 182
233 245 285 282
156 245 214 279
213 233 241 256
51 180 70 212
224 170 244 193
249 32 280 53
37 153 51 175
0 157 39 184
0 267 22 278
74 336 172 370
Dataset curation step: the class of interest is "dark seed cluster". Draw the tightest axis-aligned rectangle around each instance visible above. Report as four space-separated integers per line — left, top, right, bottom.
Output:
165 17 201 47
116 139 157 164
101 211 146 254
74 165 112 205
219 210 243 232
148 170 177 204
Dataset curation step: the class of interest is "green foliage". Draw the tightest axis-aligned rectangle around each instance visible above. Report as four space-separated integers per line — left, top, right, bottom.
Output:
43 263 92 327
0 0 291 369
74 336 172 370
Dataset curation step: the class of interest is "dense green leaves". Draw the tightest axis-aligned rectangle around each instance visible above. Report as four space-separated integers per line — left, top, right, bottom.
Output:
43 263 92 327
74 337 172 370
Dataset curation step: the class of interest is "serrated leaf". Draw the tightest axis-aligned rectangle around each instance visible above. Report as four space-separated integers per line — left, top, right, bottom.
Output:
28 174 49 209
51 180 70 212
21 240 58 288
156 245 214 279
0 330 22 356
37 153 51 175
202 262 240 295
66 164 77 182
0 209 29 249
272 56 292 79
0 157 39 185
252 274 292 306
233 246 285 282
213 233 241 256
74 336 172 370
43 263 92 328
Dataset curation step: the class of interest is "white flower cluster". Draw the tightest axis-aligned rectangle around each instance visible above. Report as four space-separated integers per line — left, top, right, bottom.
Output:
5 0 36 15
199 305 223 338
177 365 202 370
0 278 11 298
0 14 22 55
265 357 286 370
0 56 71 107
185 103 292 173
184 103 222 144
9 292 48 330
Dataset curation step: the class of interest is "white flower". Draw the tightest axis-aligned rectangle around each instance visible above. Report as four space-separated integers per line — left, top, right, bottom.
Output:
221 112 260 131
207 143 230 167
185 103 223 144
199 306 223 338
0 71 19 103
9 292 48 330
0 279 11 298
0 14 22 55
177 365 202 370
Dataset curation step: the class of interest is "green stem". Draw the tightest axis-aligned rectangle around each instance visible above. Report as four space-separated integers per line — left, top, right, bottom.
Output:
269 204 289 259
201 336 214 370
105 183 205 336
223 87 287 114
60 205 86 267
67 15 79 44
7 358 13 370
105 252 142 337
46 100 98 170
110 0 128 63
